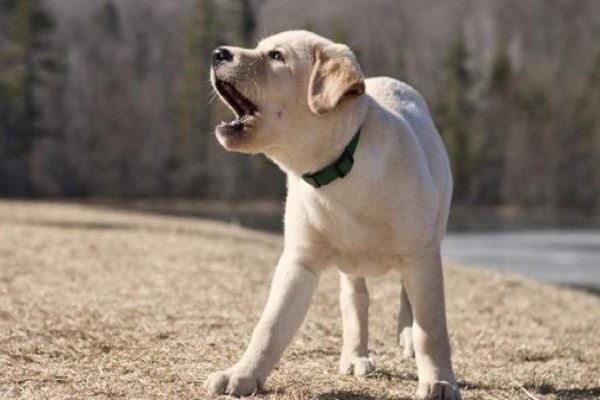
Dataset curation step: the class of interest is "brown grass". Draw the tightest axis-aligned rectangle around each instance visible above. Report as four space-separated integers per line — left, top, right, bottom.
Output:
1 200 599 399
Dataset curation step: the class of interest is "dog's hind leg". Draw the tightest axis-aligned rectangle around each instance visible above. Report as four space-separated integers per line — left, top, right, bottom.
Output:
398 279 415 358
401 250 461 400
338 272 375 376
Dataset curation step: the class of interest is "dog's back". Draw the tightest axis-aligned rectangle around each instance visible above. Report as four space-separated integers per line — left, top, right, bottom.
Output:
366 77 453 236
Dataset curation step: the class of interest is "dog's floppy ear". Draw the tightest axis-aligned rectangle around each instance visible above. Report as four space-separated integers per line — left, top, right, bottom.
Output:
308 43 365 115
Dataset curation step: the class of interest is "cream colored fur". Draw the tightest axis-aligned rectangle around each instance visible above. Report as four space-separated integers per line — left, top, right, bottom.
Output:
206 30 461 400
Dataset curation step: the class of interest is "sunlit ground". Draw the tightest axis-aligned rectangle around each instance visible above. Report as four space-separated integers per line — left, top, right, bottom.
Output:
0 201 599 399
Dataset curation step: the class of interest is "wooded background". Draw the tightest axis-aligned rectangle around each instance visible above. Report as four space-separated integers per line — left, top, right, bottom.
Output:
1 0 599 209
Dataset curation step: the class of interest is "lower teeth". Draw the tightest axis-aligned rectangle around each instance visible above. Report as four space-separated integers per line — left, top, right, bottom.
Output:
220 115 252 129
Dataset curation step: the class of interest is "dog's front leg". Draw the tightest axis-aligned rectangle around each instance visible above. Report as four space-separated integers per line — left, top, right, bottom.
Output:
338 273 375 376
205 252 320 397
401 250 462 400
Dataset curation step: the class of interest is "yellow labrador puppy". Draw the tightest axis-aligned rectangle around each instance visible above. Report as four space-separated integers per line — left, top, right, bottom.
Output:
206 30 461 400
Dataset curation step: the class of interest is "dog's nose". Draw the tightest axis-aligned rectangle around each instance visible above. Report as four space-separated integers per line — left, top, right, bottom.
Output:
212 47 233 64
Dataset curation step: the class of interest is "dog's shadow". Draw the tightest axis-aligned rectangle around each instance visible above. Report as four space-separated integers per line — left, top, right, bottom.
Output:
316 392 375 400
551 387 600 399
316 391 410 400
460 379 600 399
314 384 600 399
313 370 415 400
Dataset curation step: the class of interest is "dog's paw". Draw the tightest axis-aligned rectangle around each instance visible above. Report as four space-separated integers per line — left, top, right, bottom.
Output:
399 327 415 358
339 355 375 376
416 381 462 400
205 368 264 397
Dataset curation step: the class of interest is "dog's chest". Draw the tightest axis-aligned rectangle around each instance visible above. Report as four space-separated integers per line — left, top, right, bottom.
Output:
305 198 404 276
329 225 399 276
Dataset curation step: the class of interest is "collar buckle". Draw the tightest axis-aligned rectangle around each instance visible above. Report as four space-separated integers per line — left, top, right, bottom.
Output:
333 150 354 178
301 127 361 189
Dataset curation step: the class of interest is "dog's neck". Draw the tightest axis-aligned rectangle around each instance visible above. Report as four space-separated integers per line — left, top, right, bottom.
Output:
265 95 370 179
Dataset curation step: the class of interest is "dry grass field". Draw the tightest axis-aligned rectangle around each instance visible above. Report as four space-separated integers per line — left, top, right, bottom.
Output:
1 201 599 400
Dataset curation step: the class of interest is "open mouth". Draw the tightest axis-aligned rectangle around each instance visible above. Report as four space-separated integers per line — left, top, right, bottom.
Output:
215 80 258 131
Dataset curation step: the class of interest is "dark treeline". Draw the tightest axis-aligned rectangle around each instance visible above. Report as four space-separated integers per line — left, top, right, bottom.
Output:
1 0 599 209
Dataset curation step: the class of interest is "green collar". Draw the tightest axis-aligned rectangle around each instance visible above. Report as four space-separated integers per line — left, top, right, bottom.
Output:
302 128 361 188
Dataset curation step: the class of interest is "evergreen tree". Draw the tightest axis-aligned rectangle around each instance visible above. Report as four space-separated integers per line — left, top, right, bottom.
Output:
171 0 218 194
239 0 256 47
0 0 58 195
567 46 600 207
174 0 217 145
437 32 473 203
476 42 513 204
95 0 121 40
231 0 285 199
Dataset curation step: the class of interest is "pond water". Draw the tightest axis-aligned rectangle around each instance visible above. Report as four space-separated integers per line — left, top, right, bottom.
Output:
444 210 600 292
125 203 600 292
442 230 600 292
224 210 600 292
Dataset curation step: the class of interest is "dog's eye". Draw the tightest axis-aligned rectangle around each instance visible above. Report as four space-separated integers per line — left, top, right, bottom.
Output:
267 50 285 62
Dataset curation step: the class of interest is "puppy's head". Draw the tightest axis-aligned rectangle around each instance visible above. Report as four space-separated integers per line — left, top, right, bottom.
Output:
210 30 365 153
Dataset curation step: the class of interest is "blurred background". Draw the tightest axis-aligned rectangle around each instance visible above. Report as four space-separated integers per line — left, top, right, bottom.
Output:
0 0 599 289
